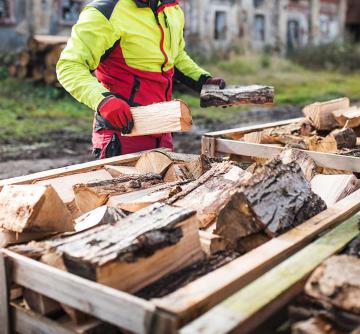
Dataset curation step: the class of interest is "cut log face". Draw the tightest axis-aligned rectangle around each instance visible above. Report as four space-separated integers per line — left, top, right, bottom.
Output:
330 128 357 149
15 203 204 293
305 255 360 314
0 185 74 233
135 151 173 176
73 173 163 214
104 165 140 177
305 136 338 153
311 174 359 207
125 100 192 136
200 85 274 107
199 231 227 255
277 149 316 182
215 160 327 248
303 97 350 130
169 162 252 229
74 206 127 232
333 107 360 128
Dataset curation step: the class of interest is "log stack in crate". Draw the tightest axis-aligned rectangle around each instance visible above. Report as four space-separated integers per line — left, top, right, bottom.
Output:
1 144 360 333
7 35 69 86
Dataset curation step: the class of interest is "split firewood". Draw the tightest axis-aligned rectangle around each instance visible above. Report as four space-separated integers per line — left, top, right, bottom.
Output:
28 35 69 53
305 255 360 315
199 231 227 255
330 128 357 149
23 289 61 317
13 203 203 293
303 97 350 130
168 162 252 229
0 185 74 233
318 167 353 175
73 173 163 213
125 100 192 136
36 169 113 219
292 317 339 334
236 233 271 254
107 181 187 213
214 160 327 248
74 206 127 232
333 107 360 128
305 136 338 153
0 229 56 248
311 174 359 207
277 149 316 181
200 85 274 107
104 165 140 177
163 164 190 182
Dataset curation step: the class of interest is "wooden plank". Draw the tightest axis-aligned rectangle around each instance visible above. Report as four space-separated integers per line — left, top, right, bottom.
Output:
0 150 150 190
154 189 360 323
215 139 360 172
4 249 155 334
0 253 10 334
12 302 76 334
204 117 304 137
180 214 360 334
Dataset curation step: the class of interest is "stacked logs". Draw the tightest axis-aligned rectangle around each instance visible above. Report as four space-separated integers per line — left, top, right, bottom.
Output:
7 35 69 86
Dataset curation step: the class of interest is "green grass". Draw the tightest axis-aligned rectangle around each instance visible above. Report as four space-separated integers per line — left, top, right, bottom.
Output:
1 54 360 145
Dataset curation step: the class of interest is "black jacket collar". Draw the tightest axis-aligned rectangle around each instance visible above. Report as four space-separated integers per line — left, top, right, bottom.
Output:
134 0 177 8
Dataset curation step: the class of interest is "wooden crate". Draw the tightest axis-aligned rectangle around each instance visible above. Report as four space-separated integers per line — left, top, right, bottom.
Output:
1 150 360 334
201 118 360 173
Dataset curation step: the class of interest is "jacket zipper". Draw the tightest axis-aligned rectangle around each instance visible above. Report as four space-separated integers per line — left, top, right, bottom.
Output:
153 10 171 101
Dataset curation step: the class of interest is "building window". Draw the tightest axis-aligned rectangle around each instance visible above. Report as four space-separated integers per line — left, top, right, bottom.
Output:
214 11 227 40
60 0 82 26
254 14 265 41
253 0 265 8
0 0 15 25
287 19 300 50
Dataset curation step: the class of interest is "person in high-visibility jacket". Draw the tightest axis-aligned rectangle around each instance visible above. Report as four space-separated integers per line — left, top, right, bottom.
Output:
57 0 225 159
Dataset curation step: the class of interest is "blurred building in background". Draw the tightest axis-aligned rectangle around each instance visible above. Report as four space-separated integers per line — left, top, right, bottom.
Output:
0 0 359 54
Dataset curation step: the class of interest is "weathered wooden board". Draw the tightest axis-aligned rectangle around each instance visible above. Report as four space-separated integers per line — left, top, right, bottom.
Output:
180 215 360 334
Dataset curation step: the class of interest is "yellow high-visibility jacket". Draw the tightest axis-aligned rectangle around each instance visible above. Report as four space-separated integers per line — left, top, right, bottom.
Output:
56 0 211 111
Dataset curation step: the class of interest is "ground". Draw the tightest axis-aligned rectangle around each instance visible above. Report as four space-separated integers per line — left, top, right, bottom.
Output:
1 54 360 180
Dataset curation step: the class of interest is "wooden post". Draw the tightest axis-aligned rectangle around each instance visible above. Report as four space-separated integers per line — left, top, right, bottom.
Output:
201 136 217 157
0 252 11 334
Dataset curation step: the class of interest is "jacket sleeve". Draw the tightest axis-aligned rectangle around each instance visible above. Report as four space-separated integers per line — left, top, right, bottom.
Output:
174 9 211 93
56 7 119 111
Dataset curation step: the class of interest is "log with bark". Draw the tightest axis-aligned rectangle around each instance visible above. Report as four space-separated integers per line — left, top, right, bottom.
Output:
73 173 163 213
168 162 252 229
214 160 327 248
330 128 357 149
11 203 204 293
333 107 360 128
303 97 350 130
0 185 74 233
125 100 192 136
200 85 275 107
104 165 140 177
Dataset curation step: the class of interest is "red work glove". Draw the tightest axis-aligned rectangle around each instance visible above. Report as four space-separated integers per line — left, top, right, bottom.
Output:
205 77 226 89
98 97 134 134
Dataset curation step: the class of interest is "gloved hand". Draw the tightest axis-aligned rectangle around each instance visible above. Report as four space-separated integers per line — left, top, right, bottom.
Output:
205 77 226 89
98 97 134 134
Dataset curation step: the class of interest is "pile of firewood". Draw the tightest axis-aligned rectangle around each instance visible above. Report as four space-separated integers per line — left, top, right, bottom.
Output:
232 97 360 159
7 35 69 86
1 149 359 324
290 237 360 334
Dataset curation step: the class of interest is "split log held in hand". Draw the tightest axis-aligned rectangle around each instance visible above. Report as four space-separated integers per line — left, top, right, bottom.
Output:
215 160 327 248
200 85 274 108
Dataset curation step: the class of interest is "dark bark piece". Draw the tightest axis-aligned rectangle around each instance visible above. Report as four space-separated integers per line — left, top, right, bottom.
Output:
168 162 251 229
12 203 203 293
215 160 327 248
330 128 357 149
136 251 240 300
305 255 360 314
344 234 360 258
200 85 274 108
73 173 163 213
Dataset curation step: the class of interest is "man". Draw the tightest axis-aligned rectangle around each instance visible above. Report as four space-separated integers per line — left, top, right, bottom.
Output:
57 0 225 159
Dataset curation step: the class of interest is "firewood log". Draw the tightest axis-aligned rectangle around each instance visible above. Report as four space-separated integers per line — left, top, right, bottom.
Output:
330 128 357 149
0 229 55 248
305 255 360 315
214 160 327 248
12 203 204 293
168 162 252 229
305 136 338 153
200 85 274 107
292 317 339 334
303 97 350 130
73 173 163 213
199 231 227 255
104 165 140 177
23 289 61 317
333 107 360 128
0 185 74 233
